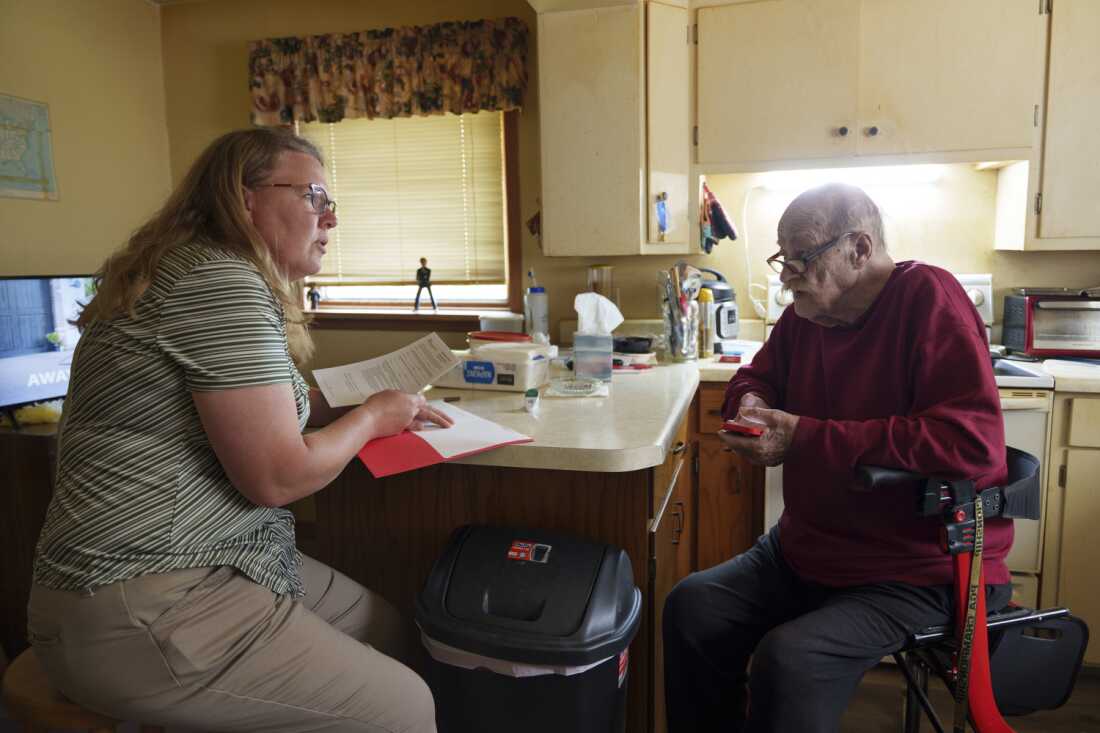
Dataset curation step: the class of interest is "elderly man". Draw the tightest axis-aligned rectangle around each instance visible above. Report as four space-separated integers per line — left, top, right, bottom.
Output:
663 183 1010 732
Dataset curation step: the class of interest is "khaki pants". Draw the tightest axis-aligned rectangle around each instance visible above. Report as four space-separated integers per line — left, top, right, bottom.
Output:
27 555 436 732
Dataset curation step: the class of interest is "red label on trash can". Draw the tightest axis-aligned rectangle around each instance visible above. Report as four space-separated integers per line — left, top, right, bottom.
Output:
618 649 628 688
508 541 534 561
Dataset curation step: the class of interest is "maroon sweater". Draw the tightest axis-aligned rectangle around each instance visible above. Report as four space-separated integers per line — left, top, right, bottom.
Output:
725 261 1009 587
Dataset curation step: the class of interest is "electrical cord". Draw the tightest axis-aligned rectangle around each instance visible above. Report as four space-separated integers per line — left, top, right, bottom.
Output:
741 184 769 320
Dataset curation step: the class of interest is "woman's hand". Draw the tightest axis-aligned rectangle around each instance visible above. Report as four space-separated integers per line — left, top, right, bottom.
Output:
363 390 453 437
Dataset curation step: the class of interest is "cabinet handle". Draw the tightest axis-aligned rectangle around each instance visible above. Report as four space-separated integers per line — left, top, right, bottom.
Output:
671 501 684 544
671 441 686 455
650 458 686 534
707 409 723 416
864 125 879 137
836 125 849 137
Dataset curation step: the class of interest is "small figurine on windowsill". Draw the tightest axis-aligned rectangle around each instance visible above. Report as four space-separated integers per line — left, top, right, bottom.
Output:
306 285 321 310
414 257 436 310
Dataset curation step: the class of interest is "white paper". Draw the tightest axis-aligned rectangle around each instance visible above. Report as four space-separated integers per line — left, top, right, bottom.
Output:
414 401 531 458
313 333 461 407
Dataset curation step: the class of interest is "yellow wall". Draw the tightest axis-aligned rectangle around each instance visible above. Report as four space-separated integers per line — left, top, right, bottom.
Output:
702 166 1100 329
0 0 171 275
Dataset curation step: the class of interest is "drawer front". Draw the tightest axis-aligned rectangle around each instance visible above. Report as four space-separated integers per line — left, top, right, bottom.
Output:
653 415 689 510
698 385 728 434
1068 398 1100 448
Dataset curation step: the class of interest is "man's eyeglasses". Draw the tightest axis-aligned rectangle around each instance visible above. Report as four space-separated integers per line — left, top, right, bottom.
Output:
766 231 860 275
255 183 337 216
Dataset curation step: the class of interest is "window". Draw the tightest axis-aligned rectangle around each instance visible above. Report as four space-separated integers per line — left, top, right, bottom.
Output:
296 110 516 310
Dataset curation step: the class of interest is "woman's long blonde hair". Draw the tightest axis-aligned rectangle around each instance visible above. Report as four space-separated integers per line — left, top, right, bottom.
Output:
78 128 321 362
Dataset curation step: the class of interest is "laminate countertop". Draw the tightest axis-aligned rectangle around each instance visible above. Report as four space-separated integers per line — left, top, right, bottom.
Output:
424 362 699 473
1041 359 1100 393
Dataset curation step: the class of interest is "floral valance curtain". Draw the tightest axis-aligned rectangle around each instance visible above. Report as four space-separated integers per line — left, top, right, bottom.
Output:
249 17 528 126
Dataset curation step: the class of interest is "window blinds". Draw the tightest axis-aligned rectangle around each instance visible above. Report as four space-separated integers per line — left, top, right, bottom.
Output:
297 111 505 285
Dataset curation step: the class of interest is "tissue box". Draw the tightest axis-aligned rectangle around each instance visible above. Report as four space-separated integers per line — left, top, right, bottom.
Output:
432 352 550 392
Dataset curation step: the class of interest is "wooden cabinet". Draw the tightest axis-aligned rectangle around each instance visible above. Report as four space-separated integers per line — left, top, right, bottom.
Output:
696 0 1037 167
314 414 693 733
691 383 764 572
1040 393 1100 664
697 0 859 164
537 1 691 256
651 417 691 733
0 426 56 660
1014 0 1100 250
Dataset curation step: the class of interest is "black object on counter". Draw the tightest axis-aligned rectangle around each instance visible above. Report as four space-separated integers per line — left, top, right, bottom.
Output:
416 524 641 733
612 336 652 354
699 267 735 304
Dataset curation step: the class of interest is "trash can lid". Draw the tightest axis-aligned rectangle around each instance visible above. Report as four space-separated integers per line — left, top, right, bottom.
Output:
416 525 642 667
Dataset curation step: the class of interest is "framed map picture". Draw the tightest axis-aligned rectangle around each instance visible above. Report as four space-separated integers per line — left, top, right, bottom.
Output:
0 94 59 201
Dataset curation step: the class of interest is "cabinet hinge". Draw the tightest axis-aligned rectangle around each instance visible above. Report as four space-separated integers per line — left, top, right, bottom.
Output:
692 23 698 45
1040 0 1052 15
693 125 699 146
1034 104 1039 127
1035 192 1043 215
1058 464 1066 488
692 452 699 477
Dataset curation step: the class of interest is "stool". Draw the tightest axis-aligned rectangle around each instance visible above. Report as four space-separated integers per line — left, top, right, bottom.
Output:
1 648 165 733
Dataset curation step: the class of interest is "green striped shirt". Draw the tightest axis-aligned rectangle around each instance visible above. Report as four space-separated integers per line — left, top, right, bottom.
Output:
33 243 309 597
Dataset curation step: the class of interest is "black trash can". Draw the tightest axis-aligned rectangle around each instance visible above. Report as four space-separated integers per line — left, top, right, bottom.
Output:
416 524 642 733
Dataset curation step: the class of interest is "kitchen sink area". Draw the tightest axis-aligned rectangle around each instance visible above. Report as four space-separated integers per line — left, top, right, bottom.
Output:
992 357 1054 389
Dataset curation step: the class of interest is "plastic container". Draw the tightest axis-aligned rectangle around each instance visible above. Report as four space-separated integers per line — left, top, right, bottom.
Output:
525 270 550 342
416 524 642 733
468 331 533 352
573 333 613 382
479 312 525 333
433 350 550 392
699 288 715 358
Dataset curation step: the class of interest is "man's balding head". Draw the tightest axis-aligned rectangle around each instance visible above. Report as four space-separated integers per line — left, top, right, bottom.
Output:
773 183 894 328
778 183 885 254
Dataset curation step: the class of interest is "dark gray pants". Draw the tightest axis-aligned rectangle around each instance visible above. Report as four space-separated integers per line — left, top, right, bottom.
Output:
662 526 1011 733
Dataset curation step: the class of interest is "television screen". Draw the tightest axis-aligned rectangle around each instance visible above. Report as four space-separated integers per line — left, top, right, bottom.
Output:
0 275 95 410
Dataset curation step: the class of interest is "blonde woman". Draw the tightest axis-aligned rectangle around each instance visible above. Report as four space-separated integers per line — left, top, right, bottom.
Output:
28 128 450 732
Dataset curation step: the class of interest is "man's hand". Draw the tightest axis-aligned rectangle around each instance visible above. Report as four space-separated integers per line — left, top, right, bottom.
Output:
719 402 799 467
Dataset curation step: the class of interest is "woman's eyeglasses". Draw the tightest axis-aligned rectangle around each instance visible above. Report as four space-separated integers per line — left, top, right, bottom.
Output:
255 183 337 216
766 231 859 275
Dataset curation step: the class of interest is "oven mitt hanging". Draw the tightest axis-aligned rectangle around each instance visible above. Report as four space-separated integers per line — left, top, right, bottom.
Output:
699 181 738 254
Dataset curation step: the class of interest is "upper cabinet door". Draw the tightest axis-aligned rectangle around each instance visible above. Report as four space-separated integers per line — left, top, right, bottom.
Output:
857 0 1037 156
538 5 645 256
1034 0 1100 242
647 1 691 246
696 0 861 166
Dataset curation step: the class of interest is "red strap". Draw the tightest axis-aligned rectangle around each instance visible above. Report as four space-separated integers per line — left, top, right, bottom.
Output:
953 554 1015 733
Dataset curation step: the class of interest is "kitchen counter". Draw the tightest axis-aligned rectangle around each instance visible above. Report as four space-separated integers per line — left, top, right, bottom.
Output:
698 356 745 383
316 365 703 733
425 362 699 472
1042 359 1100 394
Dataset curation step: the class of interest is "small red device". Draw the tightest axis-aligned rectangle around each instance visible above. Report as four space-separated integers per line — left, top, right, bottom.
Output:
721 420 765 437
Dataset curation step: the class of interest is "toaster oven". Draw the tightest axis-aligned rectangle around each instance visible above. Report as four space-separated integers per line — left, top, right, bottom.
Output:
1003 294 1100 357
